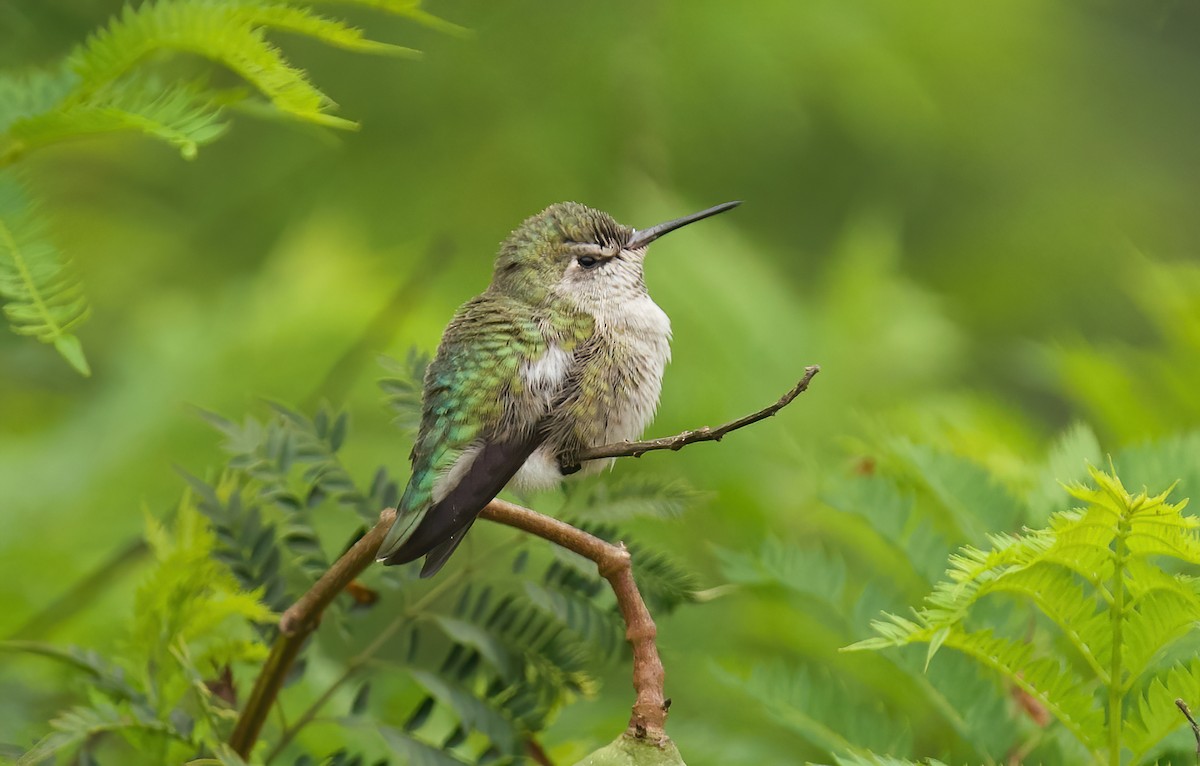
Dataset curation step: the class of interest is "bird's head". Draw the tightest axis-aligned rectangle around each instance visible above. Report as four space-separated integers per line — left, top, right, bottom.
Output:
489 200 740 307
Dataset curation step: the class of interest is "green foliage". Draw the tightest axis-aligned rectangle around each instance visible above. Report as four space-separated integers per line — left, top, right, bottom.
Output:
711 660 912 760
8 350 704 764
9 501 270 765
850 466 1200 766
715 429 1200 765
8 4 1200 762
570 734 687 766
558 476 707 523
1055 256 1200 443
0 0 456 373
380 349 433 437
0 172 90 374
828 756 946 766
714 536 1023 764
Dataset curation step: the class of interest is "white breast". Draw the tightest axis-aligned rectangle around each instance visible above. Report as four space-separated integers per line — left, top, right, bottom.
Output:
522 345 572 402
597 294 672 445
512 292 672 490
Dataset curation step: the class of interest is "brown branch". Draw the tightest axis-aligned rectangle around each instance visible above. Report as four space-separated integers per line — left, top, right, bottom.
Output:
229 509 396 757
480 499 669 741
577 365 820 462
524 736 556 766
230 499 672 756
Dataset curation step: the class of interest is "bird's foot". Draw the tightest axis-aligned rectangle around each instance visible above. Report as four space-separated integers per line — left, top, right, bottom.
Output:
559 459 582 476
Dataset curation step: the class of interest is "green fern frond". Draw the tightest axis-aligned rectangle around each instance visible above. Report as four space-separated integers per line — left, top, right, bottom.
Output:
1 1 453 371
378 726 476 766
4 0 439 144
67 0 418 129
9 74 228 161
203 402 371 520
716 536 1020 761
182 471 293 612
231 2 419 57
0 172 90 374
1124 659 1200 762
851 465 1200 764
433 596 595 701
559 475 706 522
0 641 144 703
0 66 78 135
134 502 272 695
559 521 698 613
523 582 623 660
881 440 1025 541
318 0 470 37
863 621 1104 754
716 538 848 602
628 546 699 614
831 755 948 766
409 670 522 756
820 475 954 587
712 661 912 762
71 2 330 124
17 701 190 766
946 630 1103 752
380 348 432 435
14 500 272 763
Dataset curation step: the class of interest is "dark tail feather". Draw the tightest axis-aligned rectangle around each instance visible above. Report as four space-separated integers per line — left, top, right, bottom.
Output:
379 433 543 572
419 520 475 578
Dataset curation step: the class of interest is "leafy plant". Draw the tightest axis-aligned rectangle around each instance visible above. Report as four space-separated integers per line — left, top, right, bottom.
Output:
713 425 1200 765
850 466 1200 766
7 500 271 765
0 0 459 374
1054 255 1200 444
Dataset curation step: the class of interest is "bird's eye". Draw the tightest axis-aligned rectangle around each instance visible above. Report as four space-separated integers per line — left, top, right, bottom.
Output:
577 255 599 269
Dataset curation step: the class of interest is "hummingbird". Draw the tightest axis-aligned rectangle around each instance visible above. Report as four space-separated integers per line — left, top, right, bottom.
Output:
377 200 741 577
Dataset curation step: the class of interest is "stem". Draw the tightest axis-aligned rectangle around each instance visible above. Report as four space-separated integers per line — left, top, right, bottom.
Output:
525 737 555 766
229 509 396 757
264 558 473 764
232 499 673 755
1109 514 1129 766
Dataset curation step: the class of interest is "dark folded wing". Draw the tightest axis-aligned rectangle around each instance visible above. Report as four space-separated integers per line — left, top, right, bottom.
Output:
378 431 544 575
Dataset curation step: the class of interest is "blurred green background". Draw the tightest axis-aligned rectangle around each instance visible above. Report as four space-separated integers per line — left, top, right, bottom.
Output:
3 0 1200 763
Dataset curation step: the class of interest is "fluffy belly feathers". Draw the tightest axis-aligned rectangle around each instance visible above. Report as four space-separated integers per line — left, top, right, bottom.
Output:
512 298 670 490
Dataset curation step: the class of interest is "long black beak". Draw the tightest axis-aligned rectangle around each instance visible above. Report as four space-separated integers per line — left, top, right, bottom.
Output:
626 200 741 250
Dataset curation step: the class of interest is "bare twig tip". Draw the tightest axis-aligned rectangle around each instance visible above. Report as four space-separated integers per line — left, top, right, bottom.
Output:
577 364 820 462
1177 698 1200 757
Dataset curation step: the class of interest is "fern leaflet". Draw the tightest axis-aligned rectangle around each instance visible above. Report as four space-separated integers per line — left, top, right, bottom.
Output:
0 172 90 374
10 74 228 160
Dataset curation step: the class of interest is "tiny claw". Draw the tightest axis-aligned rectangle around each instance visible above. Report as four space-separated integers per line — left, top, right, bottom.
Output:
559 460 582 476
